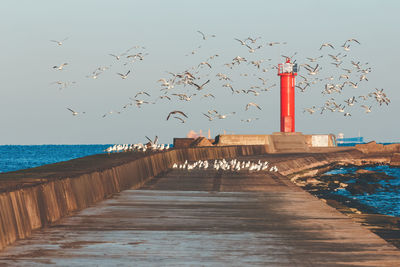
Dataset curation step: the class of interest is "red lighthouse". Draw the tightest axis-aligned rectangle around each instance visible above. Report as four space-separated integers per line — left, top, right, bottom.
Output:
278 58 297 132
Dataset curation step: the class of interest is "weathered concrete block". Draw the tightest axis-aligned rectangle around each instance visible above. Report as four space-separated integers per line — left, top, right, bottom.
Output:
391 153 400 166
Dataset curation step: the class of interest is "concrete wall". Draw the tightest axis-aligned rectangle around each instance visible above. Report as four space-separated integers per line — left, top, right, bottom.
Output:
173 138 195 148
304 134 336 147
216 135 271 147
216 134 336 151
355 141 400 154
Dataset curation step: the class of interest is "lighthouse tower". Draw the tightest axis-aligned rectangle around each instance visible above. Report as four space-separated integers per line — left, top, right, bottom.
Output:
277 58 298 132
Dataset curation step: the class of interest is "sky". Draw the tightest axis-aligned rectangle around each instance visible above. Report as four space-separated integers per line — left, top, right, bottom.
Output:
1 0 399 144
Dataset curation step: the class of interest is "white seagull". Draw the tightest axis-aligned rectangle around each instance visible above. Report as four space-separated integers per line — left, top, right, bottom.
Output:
117 70 131 79
319 43 335 50
361 105 372 113
245 102 262 111
53 63 68 70
67 108 84 116
50 37 69 46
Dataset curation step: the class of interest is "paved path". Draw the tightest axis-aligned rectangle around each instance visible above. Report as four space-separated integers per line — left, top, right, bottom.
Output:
1 165 399 266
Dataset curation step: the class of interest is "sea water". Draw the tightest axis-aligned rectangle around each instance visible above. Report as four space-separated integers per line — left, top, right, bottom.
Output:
325 166 400 217
0 145 110 173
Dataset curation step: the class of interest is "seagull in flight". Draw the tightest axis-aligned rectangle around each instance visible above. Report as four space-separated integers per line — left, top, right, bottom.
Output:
158 95 171 101
241 118 259 122
53 63 68 70
202 93 215 98
134 99 150 108
344 38 361 45
173 116 185 123
135 91 150 98
246 36 261 43
191 79 210 91
51 81 76 90
361 105 372 113
267 41 286 46
67 108 84 116
166 110 188 120
198 61 212 68
303 106 316 114
304 64 320 75
319 43 335 50
234 38 247 46
50 37 68 46
216 112 236 119
306 55 323 62
117 70 131 79
202 113 214 121
109 53 126 60
245 102 262 111
197 30 216 40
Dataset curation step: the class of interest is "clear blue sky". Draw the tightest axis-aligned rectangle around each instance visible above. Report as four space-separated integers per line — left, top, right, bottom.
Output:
1 0 399 144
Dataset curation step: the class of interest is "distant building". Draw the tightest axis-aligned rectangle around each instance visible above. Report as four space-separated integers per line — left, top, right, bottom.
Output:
336 133 364 145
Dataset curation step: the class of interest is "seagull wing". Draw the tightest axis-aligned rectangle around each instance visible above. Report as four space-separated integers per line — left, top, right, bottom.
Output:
202 113 212 119
201 79 210 87
173 116 185 123
234 38 245 45
167 110 187 120
197 30 206 40
175 110 188 118
190 82 200 90
145 136 153 144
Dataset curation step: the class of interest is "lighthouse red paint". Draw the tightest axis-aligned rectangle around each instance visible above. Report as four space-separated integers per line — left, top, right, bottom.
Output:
278 58 297 132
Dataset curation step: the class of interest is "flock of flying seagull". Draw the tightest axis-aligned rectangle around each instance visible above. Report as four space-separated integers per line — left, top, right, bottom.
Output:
50 32 390 122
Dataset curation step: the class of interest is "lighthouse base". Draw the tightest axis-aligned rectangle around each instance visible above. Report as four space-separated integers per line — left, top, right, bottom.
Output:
270 132 309 153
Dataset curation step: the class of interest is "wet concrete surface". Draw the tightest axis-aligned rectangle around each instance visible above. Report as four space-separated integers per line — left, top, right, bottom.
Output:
1 162 400 266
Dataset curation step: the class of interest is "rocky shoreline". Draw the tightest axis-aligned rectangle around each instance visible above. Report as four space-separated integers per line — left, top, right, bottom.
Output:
289 163 400 248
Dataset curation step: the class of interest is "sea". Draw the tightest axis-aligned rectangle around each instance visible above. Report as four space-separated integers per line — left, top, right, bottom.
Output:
0 145 110 173
325 166 400 217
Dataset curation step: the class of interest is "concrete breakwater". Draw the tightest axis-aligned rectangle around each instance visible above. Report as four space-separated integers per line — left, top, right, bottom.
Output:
0 145 394 251
0 145 270 250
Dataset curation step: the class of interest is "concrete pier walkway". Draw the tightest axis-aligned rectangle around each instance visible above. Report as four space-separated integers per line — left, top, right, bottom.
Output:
1 158 399 266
